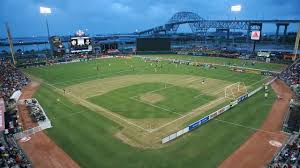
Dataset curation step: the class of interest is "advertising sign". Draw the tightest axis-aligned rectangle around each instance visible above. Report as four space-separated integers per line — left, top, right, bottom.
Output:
251 31 261 41
188 116 210 130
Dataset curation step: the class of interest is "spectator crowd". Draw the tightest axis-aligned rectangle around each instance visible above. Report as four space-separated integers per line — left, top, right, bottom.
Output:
0 134 31 168
0 61 32 167
269 135 300 168
0 61 30 104
280 59 300 87
269 58 300 167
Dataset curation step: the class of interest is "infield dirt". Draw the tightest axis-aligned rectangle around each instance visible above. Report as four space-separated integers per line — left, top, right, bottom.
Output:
18 81 80 168
219 79 291 168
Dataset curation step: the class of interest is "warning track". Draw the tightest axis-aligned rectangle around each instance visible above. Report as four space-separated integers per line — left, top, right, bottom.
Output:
219 79 292 168
18 82 80 168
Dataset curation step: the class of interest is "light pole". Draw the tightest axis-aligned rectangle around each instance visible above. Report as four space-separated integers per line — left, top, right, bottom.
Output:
231 5 242 46
40 6 53 58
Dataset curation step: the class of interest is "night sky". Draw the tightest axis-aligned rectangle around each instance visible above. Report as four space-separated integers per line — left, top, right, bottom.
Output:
0 0 300 38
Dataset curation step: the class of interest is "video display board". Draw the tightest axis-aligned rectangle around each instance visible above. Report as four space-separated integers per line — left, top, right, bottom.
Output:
136 38 171 51
70 36 92 53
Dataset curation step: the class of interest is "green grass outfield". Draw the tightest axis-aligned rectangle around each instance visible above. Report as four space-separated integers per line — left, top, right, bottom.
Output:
24 56 280 167
88 82 215 119
36 84 275 168
143 54 285 71
24 57 267 88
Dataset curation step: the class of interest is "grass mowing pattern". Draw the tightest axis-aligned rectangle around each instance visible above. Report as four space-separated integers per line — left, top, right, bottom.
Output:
25 58 264 88
36 83 275 168
88 83 215 119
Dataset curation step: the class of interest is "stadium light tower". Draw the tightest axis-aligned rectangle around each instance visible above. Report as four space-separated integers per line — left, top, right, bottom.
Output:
230 5 242 46
231 5 242 13
40 6 53 58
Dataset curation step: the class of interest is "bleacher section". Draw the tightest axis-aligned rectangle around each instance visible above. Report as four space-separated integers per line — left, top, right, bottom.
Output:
280 59 300 133
269 134 300 167
269 58 300 167
0 61 32 167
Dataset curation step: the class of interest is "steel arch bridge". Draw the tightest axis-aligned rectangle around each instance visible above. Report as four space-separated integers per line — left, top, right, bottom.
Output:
166 12 206 33
137 11 300 39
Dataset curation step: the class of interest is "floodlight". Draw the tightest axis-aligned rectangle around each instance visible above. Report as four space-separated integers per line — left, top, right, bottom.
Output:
40 6 51 14
231 5 242 12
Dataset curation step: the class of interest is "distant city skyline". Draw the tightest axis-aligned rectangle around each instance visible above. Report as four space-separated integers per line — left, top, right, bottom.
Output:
0 0 300 38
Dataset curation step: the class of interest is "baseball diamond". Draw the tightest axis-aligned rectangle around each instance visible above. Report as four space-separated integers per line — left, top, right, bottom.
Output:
1 3 299 168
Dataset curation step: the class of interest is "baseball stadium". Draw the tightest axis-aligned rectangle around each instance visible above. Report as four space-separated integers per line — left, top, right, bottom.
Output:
1 1 300 168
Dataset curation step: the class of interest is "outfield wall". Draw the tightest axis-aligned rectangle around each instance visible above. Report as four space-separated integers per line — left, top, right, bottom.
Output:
161 78 276 144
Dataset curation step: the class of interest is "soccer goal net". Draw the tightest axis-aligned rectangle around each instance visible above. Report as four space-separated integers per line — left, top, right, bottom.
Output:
224 82 248 99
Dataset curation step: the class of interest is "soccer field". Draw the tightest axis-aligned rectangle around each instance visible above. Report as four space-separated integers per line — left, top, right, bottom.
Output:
24 55 282 167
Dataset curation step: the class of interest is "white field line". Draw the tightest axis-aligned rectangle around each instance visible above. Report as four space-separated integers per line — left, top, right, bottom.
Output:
40 80 152 133
193 83 236 99
213 118 282 136
50 97 90 120
248 76 269 88
129 77 201 100
149 97 225 133
193 71 247 99
193 76 268 99
129 76 228 120
151 75 268 132
86 76 199 99
85 91 105 99
27 63 270 134
128 77 204 117
129 97 182 116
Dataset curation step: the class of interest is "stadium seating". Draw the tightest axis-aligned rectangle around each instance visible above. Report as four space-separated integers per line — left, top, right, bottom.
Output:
269 134 300 168
269 59 300 167
280 59 300 87
280 58 300 133
0 61 30 103
0 61 32 167
0 133 32 168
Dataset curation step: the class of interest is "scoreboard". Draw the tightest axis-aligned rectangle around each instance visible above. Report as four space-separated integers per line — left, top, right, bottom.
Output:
70 36 92 53
136 38 171 51
50 36 65 57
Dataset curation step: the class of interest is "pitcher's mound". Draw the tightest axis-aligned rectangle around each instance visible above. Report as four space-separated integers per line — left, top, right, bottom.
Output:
140 93 165 104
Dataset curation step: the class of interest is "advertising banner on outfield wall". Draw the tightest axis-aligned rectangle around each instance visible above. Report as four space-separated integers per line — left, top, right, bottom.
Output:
230 100 239 107
237 94 248 103
161 79 276 144
161 126 191 144
188 116 209 131
248 87 263 97
162 136 170 144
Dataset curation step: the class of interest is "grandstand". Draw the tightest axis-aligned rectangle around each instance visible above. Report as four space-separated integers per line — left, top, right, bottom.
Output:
268 58 300 167
1 1 300 167
281 59 300 133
